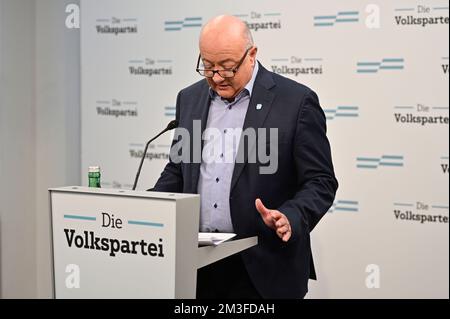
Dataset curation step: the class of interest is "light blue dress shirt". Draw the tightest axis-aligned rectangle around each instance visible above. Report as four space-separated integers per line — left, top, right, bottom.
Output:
197 63 259 232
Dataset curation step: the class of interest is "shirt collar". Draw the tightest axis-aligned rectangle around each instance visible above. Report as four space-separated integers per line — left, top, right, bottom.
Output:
209 61 259 99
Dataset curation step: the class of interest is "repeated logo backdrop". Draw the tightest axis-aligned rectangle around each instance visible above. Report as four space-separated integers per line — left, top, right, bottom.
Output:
81 0 449 298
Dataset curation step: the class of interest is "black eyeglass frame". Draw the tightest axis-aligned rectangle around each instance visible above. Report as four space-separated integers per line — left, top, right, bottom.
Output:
195 47 251 78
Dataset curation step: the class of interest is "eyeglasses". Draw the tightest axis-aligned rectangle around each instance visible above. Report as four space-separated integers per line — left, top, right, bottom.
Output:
196 47 250 78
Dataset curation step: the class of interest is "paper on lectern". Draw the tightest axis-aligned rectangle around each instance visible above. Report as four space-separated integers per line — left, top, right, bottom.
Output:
198 233 236 246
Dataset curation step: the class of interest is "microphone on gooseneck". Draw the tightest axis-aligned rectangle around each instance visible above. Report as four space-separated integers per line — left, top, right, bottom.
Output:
132 120 179 190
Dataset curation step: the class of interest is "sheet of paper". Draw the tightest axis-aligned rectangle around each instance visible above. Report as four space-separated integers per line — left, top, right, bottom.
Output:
198 233 236 246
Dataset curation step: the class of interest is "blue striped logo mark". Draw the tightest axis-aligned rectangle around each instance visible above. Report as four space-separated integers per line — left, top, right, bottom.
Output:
357 58 405 73
433 6 449 11
165 17 202 31
394 202 414 207
128 220 164 228
314 11 359 27
394 105 414 110
64 214 96 221
394 7 415 12
394 202 449 211
328 200 359 213
431 204 449 210
324 106 359 120
357 155 404 169
164 106 176 117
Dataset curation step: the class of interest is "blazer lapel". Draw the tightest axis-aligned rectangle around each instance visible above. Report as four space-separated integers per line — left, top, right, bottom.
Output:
190 81 211 193
230 65 276 193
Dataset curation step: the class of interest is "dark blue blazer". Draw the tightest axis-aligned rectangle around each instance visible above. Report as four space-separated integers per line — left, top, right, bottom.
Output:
153 63 338 298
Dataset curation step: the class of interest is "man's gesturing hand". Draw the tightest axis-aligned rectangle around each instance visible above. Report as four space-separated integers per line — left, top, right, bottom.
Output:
255 198 292 242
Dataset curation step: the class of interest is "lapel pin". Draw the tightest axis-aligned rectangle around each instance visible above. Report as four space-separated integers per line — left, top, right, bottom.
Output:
256 104 263 110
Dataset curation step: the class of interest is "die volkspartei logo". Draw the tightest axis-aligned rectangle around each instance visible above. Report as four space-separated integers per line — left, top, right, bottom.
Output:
394 4 449 27
129 142 170 162
442 57 449 74
63 212 165 258
393 201 448 224
393 103 449 126
95 16 138 35
270 56 324 76
128 58 173 77
95 99 138 118
234 11 282 32
441 156 449 174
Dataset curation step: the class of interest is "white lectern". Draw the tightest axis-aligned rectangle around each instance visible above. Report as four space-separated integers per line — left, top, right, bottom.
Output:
49 186 257 299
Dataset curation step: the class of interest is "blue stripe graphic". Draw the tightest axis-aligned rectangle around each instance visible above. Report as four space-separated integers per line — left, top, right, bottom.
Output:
394 106 414 109
338 11 359 15
357 155 404 169
379 162 403 167
334 207 358 212
357 165 378 169
128 220 164 228
382 155 403 159
165 17 203 31
394 203 414 207
394 8 415 12
304 58 323 62
325 106 359 120
271 58 289 62
165 21 183 25
357 158 380 162
328 200 359 213
314 11 359 26
337 200 358 205
357 58 404 73
64 215 96 221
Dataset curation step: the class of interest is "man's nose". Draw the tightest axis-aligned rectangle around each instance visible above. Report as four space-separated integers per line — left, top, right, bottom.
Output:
212 72 224 84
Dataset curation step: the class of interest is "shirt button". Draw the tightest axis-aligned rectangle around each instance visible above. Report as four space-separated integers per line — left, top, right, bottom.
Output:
214 203 218 209
216 177 219 183
228 105 232 110
220 153 224 158
224 129 227 133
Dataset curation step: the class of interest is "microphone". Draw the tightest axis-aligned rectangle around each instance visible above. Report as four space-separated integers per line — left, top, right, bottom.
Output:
132 120 179 190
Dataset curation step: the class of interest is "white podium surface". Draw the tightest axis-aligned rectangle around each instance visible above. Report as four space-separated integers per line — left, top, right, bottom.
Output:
49 186 257 299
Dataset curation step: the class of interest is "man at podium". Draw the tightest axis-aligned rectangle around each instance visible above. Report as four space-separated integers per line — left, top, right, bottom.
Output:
153 15 338 299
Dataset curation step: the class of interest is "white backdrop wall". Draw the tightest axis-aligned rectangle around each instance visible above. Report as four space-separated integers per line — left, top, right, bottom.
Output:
0 0 37 298
81 0 449 298
0 0 81 298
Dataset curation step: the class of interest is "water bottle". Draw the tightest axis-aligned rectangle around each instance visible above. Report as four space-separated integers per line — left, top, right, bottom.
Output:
88 166 101 188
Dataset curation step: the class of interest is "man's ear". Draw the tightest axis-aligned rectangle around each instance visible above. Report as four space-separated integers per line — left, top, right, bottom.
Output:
250 46 258 64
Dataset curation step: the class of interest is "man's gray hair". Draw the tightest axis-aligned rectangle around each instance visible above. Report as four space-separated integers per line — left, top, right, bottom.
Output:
244 23 254 49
